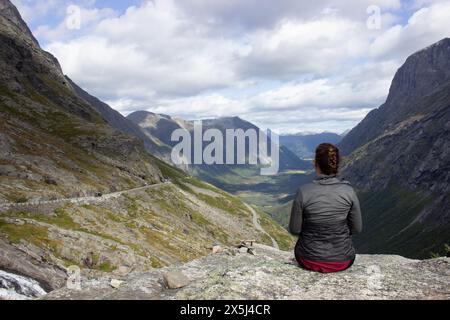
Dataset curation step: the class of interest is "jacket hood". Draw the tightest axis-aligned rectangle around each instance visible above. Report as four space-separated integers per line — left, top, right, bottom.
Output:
314 174 352 186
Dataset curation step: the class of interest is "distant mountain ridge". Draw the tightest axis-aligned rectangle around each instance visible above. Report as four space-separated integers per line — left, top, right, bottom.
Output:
280 132 342 159
127 111 310 171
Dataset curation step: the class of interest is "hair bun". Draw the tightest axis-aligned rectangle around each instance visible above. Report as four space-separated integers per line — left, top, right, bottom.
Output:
315 143 340 175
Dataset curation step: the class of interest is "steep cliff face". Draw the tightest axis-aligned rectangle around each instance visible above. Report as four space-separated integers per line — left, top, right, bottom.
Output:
340 38 450 258
68 79 170 161
340 38 450 156
42 245 450 300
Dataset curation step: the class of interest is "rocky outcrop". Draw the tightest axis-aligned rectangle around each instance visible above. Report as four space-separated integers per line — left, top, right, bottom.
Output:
0 239 67 292
0 269 47 300
42 245 450 300
0 179 293 298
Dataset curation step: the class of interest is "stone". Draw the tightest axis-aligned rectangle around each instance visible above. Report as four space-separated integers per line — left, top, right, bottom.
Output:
212 245 222 254
117 266 130 275
110 279 124 289
239 247 249 254
163 271 190 290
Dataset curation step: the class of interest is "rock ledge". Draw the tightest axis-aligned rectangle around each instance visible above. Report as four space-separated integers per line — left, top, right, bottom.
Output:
43 245 450 300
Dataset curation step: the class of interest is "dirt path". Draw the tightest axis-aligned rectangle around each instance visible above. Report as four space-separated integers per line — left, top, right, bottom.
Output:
245 204 279 249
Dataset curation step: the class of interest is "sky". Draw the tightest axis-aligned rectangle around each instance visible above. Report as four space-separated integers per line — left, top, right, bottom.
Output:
11 0 450 134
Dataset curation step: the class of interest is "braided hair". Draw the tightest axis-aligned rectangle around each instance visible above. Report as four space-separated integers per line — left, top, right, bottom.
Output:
315 143 340 175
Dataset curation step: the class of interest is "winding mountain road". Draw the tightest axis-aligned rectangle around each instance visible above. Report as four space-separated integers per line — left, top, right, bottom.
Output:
245 204 280 249
0 181 280 249
0 182 171 210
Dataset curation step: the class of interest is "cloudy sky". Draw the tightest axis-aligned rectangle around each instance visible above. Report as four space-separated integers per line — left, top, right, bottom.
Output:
12 0 450 134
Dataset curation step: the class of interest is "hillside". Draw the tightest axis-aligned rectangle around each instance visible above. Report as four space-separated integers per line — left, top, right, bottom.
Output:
43 244 450 300
0 0 293 297
340 38 450 258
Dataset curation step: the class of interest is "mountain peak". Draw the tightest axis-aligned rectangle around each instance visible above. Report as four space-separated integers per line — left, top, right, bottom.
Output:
0 0 39 45
340 37 450 155
387 37 450 104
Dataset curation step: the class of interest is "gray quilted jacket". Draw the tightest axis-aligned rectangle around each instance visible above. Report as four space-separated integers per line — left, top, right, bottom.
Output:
289 174 363 262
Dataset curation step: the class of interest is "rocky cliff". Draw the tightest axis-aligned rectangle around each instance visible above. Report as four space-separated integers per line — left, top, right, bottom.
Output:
42 244 450 300
340 38 450 156
340 38 450 258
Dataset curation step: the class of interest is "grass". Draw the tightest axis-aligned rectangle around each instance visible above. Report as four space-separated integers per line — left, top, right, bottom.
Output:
257 208 295 251
353 184 441 259
46 111 100 141
0 84 14 98
0 219 49 244
98 261 116 272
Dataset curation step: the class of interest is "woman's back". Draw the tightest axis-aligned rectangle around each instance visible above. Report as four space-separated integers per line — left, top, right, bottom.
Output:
290 174 362 262
289 143 362 272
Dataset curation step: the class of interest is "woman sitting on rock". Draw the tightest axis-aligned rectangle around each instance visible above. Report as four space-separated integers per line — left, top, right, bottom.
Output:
289 143 362 273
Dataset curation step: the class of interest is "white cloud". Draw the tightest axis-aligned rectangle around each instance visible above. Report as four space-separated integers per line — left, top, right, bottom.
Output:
12 0 60 23
20 0 450 133
47 0 242 98
370 1 450 60
34 7 117 43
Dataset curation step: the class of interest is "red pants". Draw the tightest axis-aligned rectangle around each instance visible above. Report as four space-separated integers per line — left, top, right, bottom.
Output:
297 257 354 273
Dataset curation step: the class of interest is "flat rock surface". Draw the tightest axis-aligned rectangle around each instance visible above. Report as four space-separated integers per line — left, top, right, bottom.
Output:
42 245 450 300
163 271 190 289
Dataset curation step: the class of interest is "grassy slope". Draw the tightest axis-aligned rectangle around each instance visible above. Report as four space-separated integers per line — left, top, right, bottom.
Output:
0 160 295 274
191 164 313 228
158 159 295 251
0 80 162 203
353 185 450 259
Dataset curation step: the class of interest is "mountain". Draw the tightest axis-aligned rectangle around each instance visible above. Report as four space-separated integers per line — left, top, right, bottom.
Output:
280 132 342 159
0 0 292 295
340 129 351 138
340 38 450 258
0 0 164 200
127 111 309 170
340 38 450 155
128 111 314 223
